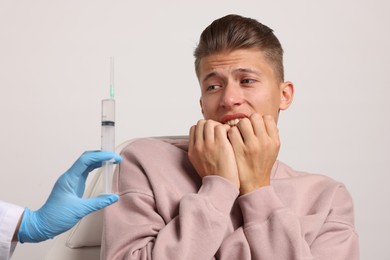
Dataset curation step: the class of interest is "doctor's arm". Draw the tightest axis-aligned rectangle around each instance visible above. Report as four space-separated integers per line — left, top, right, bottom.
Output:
14 150 121 243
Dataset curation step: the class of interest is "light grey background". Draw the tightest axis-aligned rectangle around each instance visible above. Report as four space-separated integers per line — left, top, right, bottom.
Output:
0 0 388 259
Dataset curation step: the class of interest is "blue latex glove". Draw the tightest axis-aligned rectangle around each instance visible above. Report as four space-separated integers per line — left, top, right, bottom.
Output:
18 151 122 243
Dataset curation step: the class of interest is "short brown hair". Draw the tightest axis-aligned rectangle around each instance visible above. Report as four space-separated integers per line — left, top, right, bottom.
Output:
194 14 284 82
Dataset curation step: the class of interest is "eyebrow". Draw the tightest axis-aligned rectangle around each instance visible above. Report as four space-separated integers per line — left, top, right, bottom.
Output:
201 68 261 84
234 68 261 75
201 72 218 84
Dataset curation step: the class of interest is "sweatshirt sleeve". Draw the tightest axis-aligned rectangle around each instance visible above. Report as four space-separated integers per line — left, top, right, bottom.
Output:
309 185 359 259
101 142 239 260
217 185 359 260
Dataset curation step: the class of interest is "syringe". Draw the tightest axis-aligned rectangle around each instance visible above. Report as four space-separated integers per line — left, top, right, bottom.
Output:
101 56 115 194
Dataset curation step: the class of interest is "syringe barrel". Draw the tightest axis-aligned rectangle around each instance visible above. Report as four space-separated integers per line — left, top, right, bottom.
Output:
101 99 115 126
101 98 115 194
101 99 115 150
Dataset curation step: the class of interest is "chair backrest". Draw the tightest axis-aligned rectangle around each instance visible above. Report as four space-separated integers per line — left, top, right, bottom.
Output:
45 136 187 260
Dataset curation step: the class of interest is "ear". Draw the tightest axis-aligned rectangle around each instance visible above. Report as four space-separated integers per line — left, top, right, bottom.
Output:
279 81 294 111
199 98 204 114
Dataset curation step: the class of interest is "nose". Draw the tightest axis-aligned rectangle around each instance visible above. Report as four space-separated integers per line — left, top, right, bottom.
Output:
220 83 243 109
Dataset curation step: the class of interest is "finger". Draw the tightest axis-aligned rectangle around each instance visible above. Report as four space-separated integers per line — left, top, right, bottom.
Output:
80 194 120 215
250 113 266 137
82 151 122 180
263 115 279 141
204 120 218 144
69 151 122 177
195 119 206 145
80 152 119 172
214 124 230 142
84 151 122 165
228 125 243 148
189 125 196 151
236 117 254 143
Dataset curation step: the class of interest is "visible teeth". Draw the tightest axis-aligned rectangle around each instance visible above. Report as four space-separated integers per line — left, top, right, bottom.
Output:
225 118 241 126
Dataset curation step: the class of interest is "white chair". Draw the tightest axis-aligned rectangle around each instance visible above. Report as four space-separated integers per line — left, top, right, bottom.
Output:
45 136 187 260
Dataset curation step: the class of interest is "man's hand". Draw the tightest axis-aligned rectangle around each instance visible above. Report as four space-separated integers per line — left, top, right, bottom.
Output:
189 119 240 189
17 151 122 243
228 113 280 195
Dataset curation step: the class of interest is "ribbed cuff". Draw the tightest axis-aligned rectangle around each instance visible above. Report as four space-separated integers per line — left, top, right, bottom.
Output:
238 186 284 227
198 176 239 214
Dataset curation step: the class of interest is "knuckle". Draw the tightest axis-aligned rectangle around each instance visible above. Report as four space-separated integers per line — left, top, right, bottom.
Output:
227 125 239 135
275 138 281 149
193 143 203 153
197 119 206 125
204 119 216 127
189 125 196 134
215 124 227 133
250 113 260 119
238 117 250 127
188 150 194 161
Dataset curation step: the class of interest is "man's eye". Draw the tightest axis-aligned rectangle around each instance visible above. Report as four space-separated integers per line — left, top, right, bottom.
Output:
206 85 221 91
241 79 255 84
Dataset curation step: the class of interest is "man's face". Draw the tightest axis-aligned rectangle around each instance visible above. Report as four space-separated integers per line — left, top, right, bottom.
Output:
198 48 293 125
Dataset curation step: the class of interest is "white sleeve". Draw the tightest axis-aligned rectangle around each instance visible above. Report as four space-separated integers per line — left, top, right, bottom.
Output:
0 200 24 260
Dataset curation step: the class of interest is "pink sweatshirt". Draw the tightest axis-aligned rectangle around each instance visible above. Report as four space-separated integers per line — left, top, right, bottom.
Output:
102 137 359 259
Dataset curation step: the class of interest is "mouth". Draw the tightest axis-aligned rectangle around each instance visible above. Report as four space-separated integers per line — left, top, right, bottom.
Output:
225 118 242 126
221 113 247 126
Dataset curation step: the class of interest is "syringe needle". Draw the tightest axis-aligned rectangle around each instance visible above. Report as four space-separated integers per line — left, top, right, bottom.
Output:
110 56 115 98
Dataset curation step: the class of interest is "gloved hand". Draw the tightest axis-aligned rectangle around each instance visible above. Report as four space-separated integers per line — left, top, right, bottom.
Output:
18 151 122 243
